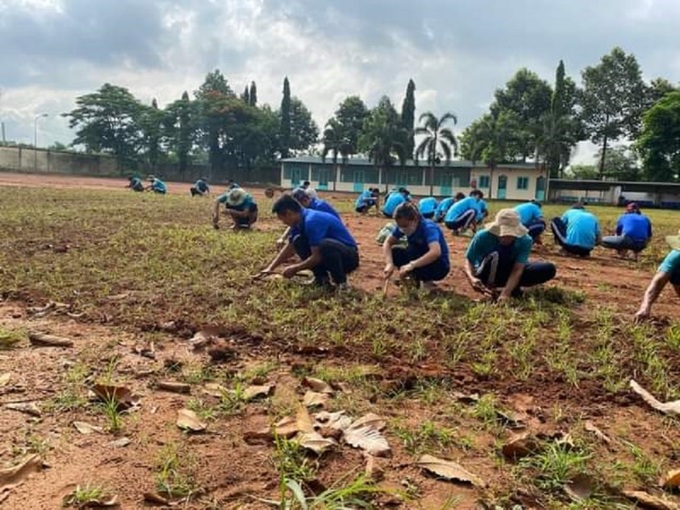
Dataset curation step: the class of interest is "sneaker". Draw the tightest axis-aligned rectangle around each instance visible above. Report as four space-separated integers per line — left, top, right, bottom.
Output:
419 281 438 292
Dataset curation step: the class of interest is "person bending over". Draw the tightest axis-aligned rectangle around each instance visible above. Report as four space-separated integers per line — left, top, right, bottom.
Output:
382 187 411 218
444 190 484 235
602 202 652 260
417 196 438 220
550 203 601 257
514 200 546 244
276 188 341 249
190 178 210 197
127 176 144 192
212 188 258 230
146 175 167 194
635 231 680 321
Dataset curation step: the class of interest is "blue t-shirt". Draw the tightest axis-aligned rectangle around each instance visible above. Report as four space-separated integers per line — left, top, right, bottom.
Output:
392 219 450 268
476 199 488 222
300 209 357 249
129 177 142 189
217 192 256 211
151 178 167 193
659 250 680 274
418 197 438 216
309 198 340 219
562 209 600 249
355 191 376 209
515 202 543 226
445 197 479 223
616 214 652 242
435 198 455 220
195 179 209 193
465 230 533 268
382 193 409 217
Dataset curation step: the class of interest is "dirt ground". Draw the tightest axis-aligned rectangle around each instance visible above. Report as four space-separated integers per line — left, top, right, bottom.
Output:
0 172 679 509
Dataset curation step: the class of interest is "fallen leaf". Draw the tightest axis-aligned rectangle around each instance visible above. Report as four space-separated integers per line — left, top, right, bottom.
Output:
622 490 680 510
564 473 593 502
347 413 387 431
133 343 155 360
202 383 228 397
0 455 45 495
28 332 73 348
244 417 300 443
584 421 612 445
108 438 131 448
501 433 540 460
314 411 352 431
143 492 183 506
5 402 41 417
296 405 314 433
298 431 336 455
273 417 300 438
630 380 680 417
302 377 333 394
496 409 526 429
188 331 212 350
416 454 485 487
176 409 206 432
243 384 274 401
157 381 191 394
106 293 129 302
344 426 391 457
303 391 329 408
91 384 137 410
73 421 104 435
0 373 10 387
364 454 385 482
661 469 680 490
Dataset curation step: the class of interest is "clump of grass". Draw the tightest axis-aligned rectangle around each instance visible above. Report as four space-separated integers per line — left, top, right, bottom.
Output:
64 483 111 507
48 362 90 412
518 442 592 491
0 326 24 350
155 442 199 499
272 435 316 483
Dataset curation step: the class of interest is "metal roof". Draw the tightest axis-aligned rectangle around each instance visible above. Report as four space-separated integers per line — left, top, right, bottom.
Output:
550 179 680 192
280 155 538 170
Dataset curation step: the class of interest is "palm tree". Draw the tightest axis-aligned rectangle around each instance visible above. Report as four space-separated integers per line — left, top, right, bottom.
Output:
468 112 514 199
414 112 458 195
321 119 351 191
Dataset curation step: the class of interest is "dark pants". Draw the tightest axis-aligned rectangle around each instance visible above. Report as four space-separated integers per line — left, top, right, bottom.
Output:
550 218 592 256
526 219 546 241
292 235 359 285
392 245 450 282
190 186 206 197
382 210 393 219
601 235 648 253
671 267 680 286
476 248 556 293
229 205 258 227
131 184 144 192
445 209 476 231
422 212 435 220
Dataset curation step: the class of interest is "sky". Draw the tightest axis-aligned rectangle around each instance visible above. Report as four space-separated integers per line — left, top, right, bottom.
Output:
1 0 680 164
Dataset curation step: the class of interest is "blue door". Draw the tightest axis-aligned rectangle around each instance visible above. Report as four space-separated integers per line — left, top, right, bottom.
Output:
535 176 546 201
317 168 331 191
290 168 303 187
353 170 364 192
497 175 508 199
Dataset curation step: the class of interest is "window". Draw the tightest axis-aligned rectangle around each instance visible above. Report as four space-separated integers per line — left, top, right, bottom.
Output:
517 176 529 190
478 175 490 188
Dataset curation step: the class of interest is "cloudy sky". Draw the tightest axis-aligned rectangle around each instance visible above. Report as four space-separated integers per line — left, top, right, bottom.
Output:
1 0 680 163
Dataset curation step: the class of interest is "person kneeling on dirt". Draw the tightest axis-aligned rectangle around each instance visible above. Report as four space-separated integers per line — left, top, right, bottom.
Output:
212 188 258 230
550 203 601 257
355 188 379 214
190 178 210 197
276 188 341 248
383 202 450 292
635 231 680 321
434 193 465 223
418 196 438 220
146 175 167 194
602 202 652 261
382 187 411 218
444 190 484 235
259 195 359 291
127 176 144 192
464 209 557 302
514 200 546 244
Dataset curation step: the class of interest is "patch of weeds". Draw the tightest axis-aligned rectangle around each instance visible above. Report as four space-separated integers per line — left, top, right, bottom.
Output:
395 420 456 455
0 326 24 350
470 350 498 379
279 474 386 509
624 441 662 484
240 361 279 381
217 381 247 416
64 483 110 507
182 364 217 385
47 362 90 412
98 396 124 433
187 398 216 421
531 286 586 306
272 436 316 482
666 323 680 352
155 442 199 499
518 442 592 492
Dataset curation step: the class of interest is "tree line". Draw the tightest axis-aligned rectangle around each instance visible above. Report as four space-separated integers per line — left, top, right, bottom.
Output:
61 46 680 182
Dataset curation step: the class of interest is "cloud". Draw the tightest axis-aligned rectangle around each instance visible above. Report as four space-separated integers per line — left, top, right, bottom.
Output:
1 0 680 166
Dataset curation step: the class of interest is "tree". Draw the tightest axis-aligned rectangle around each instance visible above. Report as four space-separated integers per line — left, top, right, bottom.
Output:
64 83 145 171
414 112 458 195
280 77 291 158
139 98 164 170
333 96 369 156
284 98 319 153
249 81 257 107
596 146 642 181
579 47 647 176
321 119 352 190
241 86 250 104
401 79 416 159
164 91 195 176
358 96 409 185
564 164 599 180
637 90 680 182
646 78 676 107
491 68 552 161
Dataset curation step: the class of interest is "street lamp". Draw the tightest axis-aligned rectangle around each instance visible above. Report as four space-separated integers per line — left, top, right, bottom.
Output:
34 113 48 170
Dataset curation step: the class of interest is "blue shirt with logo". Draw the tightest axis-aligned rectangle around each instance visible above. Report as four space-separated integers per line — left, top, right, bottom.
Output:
616 213 652 242
445 197 480 223
561 209 600 249
300 209 357 249
392 219 450 268
418 197 438 216
435 197 455 220
382 192 410 217
659 249 680 274
515 202 543 226
465 229 533 268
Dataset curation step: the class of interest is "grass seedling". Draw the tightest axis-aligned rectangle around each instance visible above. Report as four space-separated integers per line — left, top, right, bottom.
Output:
64 483 109 507
155 442 198 499
518 442 592 491
272 435 316 483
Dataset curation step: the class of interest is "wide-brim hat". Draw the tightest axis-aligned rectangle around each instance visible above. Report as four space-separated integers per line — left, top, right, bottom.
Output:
666 229 680 250
226 188 248 207
486 208 529 238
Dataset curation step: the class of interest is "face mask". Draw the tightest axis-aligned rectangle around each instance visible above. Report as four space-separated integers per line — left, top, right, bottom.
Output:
402 224 417 236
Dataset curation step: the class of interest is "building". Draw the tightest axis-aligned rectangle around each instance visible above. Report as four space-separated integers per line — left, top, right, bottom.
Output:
280 156 547 200
549 179 680 208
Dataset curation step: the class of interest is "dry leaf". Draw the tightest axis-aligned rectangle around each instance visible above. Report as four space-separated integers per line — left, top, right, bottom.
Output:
296 406 314 433
302 377 333 394
73 421 104 435
303 391 329 408
364 454 385 482
298 431 336 455
243 384 274 401
314 411 352 431
28 332 73 348
176 409 206 432
564 474 593 502
584 421 612 445
143 492 184 506
344 426 391 457
188 331 212 350
91 384 137 410
0 373 10 387
202 383 228 397
622 490 680 510
347 413 386 432
661 469 680 490
496 409 526 429
106 293 129 302
0 455 45 495
630 380 680 417
501 433 540 460
108 438 131 448
157 381 191 394
5 402 41 417
416 454 485 487
244 417 300 443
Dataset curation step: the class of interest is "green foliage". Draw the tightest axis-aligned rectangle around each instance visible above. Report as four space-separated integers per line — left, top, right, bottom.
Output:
359 96 409 171
401 79 416 157
280 77 292 158
637 89 680 182
414 111 458 194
